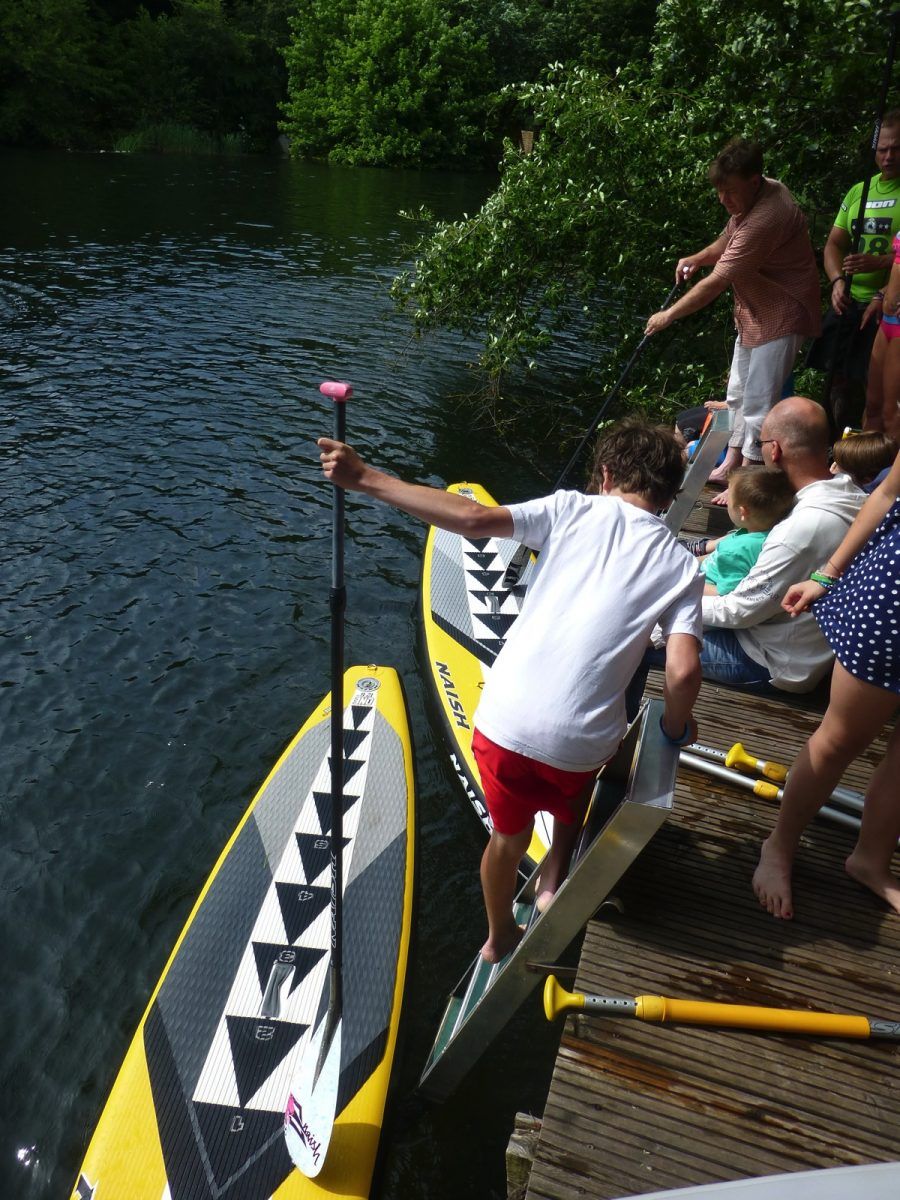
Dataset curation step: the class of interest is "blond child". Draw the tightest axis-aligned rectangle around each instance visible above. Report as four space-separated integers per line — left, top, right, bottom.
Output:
694 468 796 596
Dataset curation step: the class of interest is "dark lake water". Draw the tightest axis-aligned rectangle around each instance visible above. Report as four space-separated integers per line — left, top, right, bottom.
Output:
0 149 589 1198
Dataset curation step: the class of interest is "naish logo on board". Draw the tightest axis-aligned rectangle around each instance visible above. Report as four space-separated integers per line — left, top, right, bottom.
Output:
436 662 470 730
450 751 489 823
286 1097 323 1166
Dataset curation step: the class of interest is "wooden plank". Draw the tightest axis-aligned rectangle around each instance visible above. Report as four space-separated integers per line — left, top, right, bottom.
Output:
528 486 900 1198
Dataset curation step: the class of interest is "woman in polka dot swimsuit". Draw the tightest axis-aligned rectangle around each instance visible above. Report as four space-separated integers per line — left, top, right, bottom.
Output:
752 445 900 919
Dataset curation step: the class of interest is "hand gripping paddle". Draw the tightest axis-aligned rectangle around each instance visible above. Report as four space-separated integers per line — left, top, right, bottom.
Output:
284 379 353 1177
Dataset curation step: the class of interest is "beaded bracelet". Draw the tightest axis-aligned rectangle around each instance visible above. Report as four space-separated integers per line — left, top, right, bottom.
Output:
659 717 694 747
809 571 838 587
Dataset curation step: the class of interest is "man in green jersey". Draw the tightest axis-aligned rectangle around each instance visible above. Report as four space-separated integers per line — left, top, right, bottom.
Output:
807 112 900 427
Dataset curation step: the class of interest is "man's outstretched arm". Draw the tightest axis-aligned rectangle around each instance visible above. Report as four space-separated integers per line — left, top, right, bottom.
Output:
318 437 515 539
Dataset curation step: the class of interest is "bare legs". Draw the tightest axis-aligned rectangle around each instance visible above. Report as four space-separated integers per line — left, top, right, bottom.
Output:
863 330 900 437
480 784 593 962
845 724 900 911
864 331 886 432
480 824 532 963
752 661 900 918
535 785 593 912
881 338 900 441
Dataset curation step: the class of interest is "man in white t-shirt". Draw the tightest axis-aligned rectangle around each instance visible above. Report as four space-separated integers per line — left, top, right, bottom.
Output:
318 419 703 964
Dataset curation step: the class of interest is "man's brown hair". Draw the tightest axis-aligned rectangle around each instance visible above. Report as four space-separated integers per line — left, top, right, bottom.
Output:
728 467 796 527
709 137 764 185
588 417 686 509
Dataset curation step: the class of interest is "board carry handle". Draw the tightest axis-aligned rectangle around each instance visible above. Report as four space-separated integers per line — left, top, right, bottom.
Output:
543 975 900 1039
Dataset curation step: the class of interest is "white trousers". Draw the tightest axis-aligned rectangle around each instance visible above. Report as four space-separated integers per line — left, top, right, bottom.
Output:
726 333 805 460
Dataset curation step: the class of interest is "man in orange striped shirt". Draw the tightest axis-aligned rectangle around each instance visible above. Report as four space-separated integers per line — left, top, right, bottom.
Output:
646 138 821 505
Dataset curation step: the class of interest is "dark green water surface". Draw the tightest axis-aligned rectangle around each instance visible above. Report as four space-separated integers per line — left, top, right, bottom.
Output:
0 150 575 1198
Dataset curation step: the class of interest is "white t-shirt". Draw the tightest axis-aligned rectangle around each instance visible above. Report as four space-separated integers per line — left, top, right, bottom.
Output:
702 475 865 690
474 491 704 772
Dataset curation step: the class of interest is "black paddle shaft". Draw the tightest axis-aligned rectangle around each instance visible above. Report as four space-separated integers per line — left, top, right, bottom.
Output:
328 392 347 1025
501 278 682 589
823 11 900 427
553 278 683 492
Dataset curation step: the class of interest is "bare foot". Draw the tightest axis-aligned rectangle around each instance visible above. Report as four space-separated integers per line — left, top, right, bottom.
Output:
480 922 525 964
711 487 731 506
708 448 742 485
752 836 795 919
845 852 900 914
534 871 563 914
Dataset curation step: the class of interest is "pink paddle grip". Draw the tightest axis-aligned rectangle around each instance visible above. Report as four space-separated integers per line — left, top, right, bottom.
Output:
319 381 353 401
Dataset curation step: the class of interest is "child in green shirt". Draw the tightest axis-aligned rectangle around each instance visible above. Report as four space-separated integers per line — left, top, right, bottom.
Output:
694 468 796 596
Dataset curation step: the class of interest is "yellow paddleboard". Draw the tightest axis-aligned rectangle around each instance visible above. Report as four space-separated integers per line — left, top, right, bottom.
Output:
420 483 549 869
72 665 415 1200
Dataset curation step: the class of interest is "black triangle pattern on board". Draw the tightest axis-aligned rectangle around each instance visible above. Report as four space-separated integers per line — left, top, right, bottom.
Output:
342 727 369 757
464 550 497 568
468 569 504 590
327 754 366 788
251 942 327 996
295 831 349 883
74 1178 95 1200
225 1015 308 1109
473 611 518 638
312 789 361 836
274 881 331 944
193 1099 288 1189
350 704 369 729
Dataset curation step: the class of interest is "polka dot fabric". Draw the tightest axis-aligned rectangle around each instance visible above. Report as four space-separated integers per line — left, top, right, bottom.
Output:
815 497 900 693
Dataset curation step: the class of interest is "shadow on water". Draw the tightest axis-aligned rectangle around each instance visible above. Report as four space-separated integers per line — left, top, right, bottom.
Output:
0 148 584 1199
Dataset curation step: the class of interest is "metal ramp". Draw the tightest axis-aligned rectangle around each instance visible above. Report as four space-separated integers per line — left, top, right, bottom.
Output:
418 698 679 1102
663 407 731 533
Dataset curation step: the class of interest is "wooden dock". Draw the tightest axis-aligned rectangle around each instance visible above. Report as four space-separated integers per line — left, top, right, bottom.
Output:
526 491 900 1199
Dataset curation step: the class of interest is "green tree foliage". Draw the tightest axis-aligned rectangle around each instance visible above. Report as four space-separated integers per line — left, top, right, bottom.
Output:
0 0 292 150
0 0 99 144
393 0 891 410
282 0 494 166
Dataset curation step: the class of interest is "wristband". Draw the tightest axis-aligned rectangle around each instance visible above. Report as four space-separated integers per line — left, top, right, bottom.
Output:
830 276 844 286
809 571 838 588
875 291 885 301
659 717 693 747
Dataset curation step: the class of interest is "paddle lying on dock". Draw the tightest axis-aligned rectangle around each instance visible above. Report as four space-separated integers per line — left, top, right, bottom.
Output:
543 975 900 1040
681 743 870 829
679 750 868 834
689 740 787 784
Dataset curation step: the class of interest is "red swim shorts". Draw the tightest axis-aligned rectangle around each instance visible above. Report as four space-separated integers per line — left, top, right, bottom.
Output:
881 314 900 341
472 728 597 836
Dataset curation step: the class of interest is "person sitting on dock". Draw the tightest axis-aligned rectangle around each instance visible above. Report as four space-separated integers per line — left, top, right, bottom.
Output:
644 137 821 507
626 397 865 714
317 419 703 964
830 430 898 492
689 466 796 597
